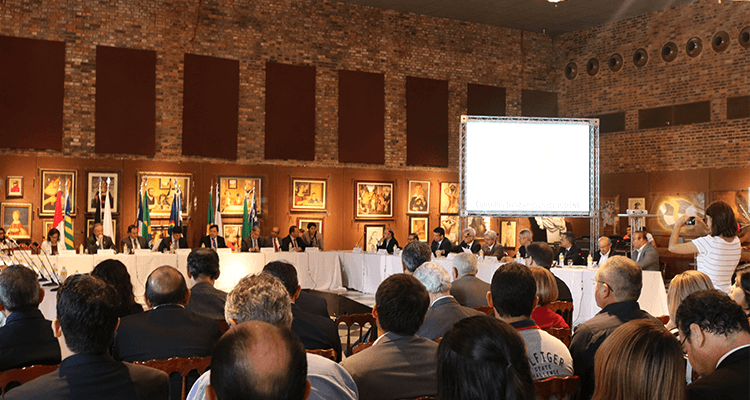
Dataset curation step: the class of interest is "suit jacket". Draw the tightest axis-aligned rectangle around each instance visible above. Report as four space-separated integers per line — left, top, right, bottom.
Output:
185 282 228 321
430 238 453 256
591 249 611 263
416 296 484 340
450 275 491 308
482 243 505 258
0 309 61 371
240 236 266 252
198 235 227 249
3 353 169 400
86 235 115 254
376 238 399 254
686 346 750 400
451 240 481 254
120 236 149 253
266 236 282 252
631 243 660 271
291 303 342 362
558 244 585 266
157 235 189 252
301 230 324 249
297 290 330 319
340 332 438 400
281 235 306 252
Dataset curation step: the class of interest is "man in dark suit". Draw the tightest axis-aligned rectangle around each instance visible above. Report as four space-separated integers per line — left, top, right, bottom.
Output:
527 242 573 302
630 231 660 271
0 265 61 371
120 225 149 254
240 226 267 252
558 232 585 266
185 249 227 320
414 262 483 340
376 229 399 254
481 230 505 258
296 290 330 319
592 236 613 265
86 222 115 254
267 226 283 252
430 227 452 257
198 224 227 250
450 253 491 308
677 290 750 400
501 228 533 262
113 266 222 400
157 226 189 252
4 274 169 400
281 225 306 252
451 228 481 254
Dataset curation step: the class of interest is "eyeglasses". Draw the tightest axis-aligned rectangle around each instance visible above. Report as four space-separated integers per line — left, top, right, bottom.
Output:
593 279 615 293
680 336 689 358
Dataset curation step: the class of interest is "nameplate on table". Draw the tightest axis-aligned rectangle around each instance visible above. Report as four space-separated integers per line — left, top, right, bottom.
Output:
134 249 151 256
376 249 388 255
306 247 320 252
261 247 275 253
446 253 457 260
97 249 116 256
352 247 363 253
176 249 192 255
216 248 232 254
484 256 498 263
58 250 77 256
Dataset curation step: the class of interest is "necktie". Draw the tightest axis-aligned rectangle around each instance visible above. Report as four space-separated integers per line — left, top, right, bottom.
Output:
253 239 257 249
274 239 279 252
132 238 137 252
212 238 217 249
291 238 296 249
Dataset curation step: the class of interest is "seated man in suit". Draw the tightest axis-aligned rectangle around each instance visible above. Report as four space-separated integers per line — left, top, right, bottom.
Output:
401 240 432 274
282 226 306 252
185 249 227 320
199 224 226 250
157 226 189 253
451 228 481 254
0 265 61 371
86 222 115 254
113 266 222 400
240 226 266 252
501 228 533 262
676 290 750 400
301 222 323 250
630 230 660 271
558 232 585 266
430 227 452 257
450 252 491 308
341 274 438 400
526 242 573 302
414 262 483 340
5 274 169 400
376 229 399 254
407 233 419 244
121 224 149 254
482 230 505 258
267 226 282 252
592 236 613 265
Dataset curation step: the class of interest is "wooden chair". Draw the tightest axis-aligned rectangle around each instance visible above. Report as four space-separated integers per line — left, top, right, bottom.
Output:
434 337 442 344
351 342 373 355
542 327 572 347
335 313 377 355
399 397 437 400
472 306 495 316
306 348 337 361
216 320 230 334
656 315 670 325
0 364 59 395
549 301 574 327
132 356 211 400
534 375 580 400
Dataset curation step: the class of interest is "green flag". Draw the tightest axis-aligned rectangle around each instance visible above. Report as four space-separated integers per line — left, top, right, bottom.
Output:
207 188 214 235
241 193 250 238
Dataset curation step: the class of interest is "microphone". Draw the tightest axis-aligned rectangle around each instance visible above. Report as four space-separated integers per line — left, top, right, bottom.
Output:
37 246 61 287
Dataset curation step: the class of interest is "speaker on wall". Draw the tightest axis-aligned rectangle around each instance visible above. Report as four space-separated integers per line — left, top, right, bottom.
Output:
738 27 750 49
633 48 648 68
586 58 599 76
608 53 623 72
712 31 729 53
565 62 577 80
686 37 702 57
661 42 678 62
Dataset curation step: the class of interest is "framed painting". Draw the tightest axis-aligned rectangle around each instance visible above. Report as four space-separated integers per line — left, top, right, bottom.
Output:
628 197 646 211
468 216 490 239
500 220 517 248
6 176 23 198
407 180 430 214
87 172 119 214
218 176 262 216
297 217 324 235
137 172 192 219
1 202 32 240
652 192 706 235
86 218 117 241
364 224 385 252
440 182 459 214
356 181 393 219
440 215 460 244
600 196 619 235
222 224 243 251
711 190 749 231
292 178 327 211
409 217 428 242
42 220 55 239
40 169 77 216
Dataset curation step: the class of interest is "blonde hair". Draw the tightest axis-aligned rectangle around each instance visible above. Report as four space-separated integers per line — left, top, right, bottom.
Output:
529 266 558 306
667 270 713 330
592 319 686 400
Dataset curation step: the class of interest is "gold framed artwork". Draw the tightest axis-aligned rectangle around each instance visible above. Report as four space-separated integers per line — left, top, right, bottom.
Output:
711 191 749 230
364 224 385 252
440 215 459 245
600 196 619 235
218 176 262 216
500 220 517 248
356 181 393 219
222 224 243 251
86 218 117 241
440 182 459 214
409 216 428 242
87 172 119 214
297 217 324 235
137 172 192 218
42 220 55 240
652 193 706 235
468 216 490 239
1 202 32 240
40 169 77 216
407 180 430 214
628 197 645 211
292 179 327 211
6 176 23 198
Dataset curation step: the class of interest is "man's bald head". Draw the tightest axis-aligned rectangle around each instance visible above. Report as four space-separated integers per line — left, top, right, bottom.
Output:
145 266 189 307
209 321 308 400
597 256 643 302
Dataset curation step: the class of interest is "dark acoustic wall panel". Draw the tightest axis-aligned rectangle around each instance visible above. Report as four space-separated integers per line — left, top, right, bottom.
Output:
522 89 558 117
638 105 672 130
727 96 750 120
265 62 316 161
0 36 64 151
406 76 449 167
467 84 506 116
674 101 710 126
95 45 156 155
183 54 239 160
338 70 385 164
592 112 626 134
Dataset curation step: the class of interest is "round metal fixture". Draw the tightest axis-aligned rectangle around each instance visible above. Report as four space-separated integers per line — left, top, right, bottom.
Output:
686 37 702 57
633 48 648 68
586 58 599 76
608 53 623 72
565 62 577 80
739 27 750 49
661 42 678 62
712 31 729 52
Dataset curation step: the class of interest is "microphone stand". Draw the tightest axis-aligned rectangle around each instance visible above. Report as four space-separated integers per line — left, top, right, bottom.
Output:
38 247 61 290
8 240 48 283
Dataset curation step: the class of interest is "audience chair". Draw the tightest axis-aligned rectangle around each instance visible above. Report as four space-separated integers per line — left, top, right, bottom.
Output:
549 301 574 327
542 327 572 347
656 315 670 325
471 306 495 316
0 364 59 395
335 313 377 355
351 342 373 355
534 375 580 400
399 397 437 400
132 356 211 400
216 320 230 334
306 348 337 361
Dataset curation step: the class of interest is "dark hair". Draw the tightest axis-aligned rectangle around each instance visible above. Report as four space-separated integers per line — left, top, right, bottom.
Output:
187 248 220 279
401 240 432 273
526 242 554 268
127 225 137 233
0 228 5 234
732 264 750 310
438 315 535 400
263 261 298 297
676 289 750 341
409 233 419 240
563 232 576 245
0 265 41 312
57 274 119 354
144 266 188 306
91 259 140 318
209 224 219 231
47 228 60 241
210 321 308 400
172 226 183 234
705 200 738 238
375 274 429 336
433 227 445 236
288 225 296 235
306 222 317 229
490 262 537 318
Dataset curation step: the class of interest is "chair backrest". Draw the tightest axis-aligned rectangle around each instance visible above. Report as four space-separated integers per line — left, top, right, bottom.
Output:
656 315 670 325
472 306 495 316
534 375 580 400
351 342 373 355
399 397 437 400
216 320 230 334
306 348 337 361
542 327 572 347
334 313 377 355
132 356 211 400
549 301 574 327
0 364 59 395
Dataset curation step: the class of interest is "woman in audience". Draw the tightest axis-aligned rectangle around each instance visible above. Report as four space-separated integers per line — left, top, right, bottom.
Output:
438 315 535 400
669 200 741 293
91 259 143 317
666 270 713 331
730 264 750 317
40 228 61 255
529 267 569 328
592 319 685 400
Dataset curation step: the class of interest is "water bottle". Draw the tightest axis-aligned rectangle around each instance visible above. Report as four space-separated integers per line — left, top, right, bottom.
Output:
587 253 593 269
60 265 68 283
558 253 564 267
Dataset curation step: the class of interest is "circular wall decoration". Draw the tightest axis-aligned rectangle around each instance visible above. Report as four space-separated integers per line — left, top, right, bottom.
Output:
686 37 702 57
586 58 599 76
739 26 750 49
633 48 648 68
608 53 623 72
565 62 578 80
661 42 678 62
712 31 729 52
